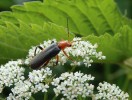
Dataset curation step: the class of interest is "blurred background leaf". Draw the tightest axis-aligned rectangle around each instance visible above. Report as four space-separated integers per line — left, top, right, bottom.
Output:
0 0 130 36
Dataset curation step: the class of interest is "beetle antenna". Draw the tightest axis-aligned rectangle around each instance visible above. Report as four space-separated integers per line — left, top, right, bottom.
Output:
67 18 69 40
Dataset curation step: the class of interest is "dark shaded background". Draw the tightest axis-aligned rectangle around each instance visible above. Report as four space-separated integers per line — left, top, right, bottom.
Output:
115 0 132 19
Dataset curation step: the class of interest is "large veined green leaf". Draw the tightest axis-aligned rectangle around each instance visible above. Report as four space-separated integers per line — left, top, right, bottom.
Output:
0 0 130 36
83 25 132 63
0 21 74 63
0 0 131 64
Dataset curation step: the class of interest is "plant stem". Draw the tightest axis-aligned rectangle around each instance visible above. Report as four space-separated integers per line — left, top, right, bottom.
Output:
104 64 111 81
30 96 35 100
123 77 129 91
78 95 82 100
70 65 76 72
44 92 48 100
52 95 57 100
92 94 95 100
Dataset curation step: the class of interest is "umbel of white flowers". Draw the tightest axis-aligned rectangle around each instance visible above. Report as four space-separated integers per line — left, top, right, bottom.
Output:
51 72 95 100
95 82 129 100
0 38 129 100
0 60 129 100
7 67 52 100
0 60 25 93
25 37 106 67
52 72 129 100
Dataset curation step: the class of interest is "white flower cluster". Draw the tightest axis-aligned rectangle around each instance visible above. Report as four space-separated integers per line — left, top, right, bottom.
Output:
52 72 94 100
0 60 25 93
7 80 32 100
7 67 52 100
67 38 106 67
25 38 105 67
29 67 52 84
95 82 129 100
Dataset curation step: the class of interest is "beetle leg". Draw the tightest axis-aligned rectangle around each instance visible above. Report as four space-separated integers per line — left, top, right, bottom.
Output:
55 55 59 65
38 59 50 69
43 59 50 67
62 50 73 61
34 45 44 56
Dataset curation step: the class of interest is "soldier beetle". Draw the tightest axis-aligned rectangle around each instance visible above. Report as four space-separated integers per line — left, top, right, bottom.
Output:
30 19 73 69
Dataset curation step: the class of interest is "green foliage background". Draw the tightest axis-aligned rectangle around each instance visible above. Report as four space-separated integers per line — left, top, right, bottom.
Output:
0 0 132 99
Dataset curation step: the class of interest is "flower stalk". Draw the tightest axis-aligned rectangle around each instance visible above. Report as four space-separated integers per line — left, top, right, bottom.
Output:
44 92 48 100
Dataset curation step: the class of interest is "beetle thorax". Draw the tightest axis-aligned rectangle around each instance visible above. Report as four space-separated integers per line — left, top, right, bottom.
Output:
58 41 71 50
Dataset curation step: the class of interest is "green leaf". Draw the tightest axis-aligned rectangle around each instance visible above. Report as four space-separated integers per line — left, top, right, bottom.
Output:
83 25 132 63
0 0 131 63
0 21 74 63
0 0 131 36
0 11 18 25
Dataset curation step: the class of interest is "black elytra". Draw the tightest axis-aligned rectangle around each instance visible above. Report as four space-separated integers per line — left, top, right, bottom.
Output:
30 43 61 69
